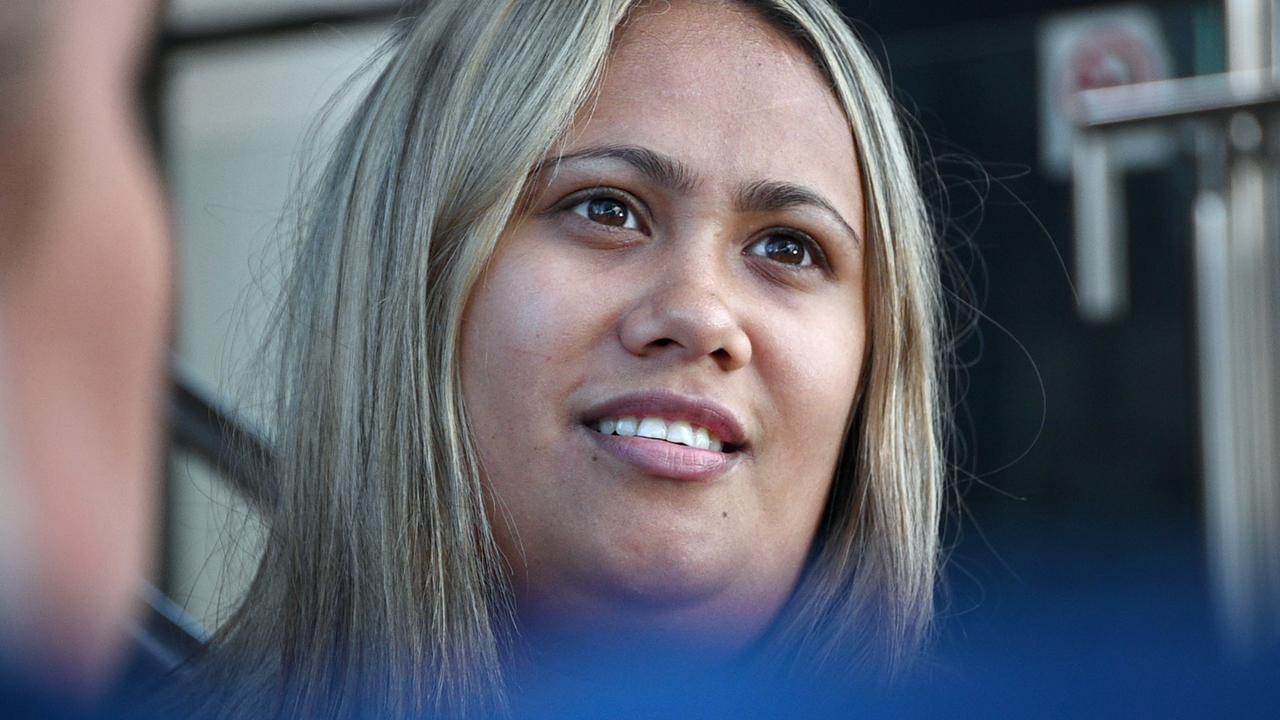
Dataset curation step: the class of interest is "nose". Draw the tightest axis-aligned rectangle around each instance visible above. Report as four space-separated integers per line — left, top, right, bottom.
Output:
617 261 752 372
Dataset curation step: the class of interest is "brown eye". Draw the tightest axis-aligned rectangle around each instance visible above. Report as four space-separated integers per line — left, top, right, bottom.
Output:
572 196 639 230
747 233 814 267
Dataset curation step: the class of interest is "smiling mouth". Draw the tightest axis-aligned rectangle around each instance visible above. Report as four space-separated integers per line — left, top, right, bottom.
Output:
587 416 740 454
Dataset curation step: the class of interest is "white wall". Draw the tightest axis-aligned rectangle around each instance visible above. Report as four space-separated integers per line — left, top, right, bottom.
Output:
162 16 388 630
168 0 395 31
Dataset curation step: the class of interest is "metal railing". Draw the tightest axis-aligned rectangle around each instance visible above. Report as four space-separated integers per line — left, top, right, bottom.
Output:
1070 0 1280 659
169 366 275 510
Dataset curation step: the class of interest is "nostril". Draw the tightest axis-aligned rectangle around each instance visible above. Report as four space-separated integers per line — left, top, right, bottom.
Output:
651 338 677 348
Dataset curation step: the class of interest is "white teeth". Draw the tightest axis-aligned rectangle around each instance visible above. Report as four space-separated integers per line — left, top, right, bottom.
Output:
665 417 696 445
693 427 710 450
592 415 730 452
666 421 694 447
636 417 668 441
614 417 638 437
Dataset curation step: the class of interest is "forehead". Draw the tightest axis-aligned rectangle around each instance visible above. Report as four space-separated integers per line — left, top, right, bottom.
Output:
564 0 863 230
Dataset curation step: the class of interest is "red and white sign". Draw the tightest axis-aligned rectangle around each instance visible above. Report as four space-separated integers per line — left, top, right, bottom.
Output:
1039 6 1175 178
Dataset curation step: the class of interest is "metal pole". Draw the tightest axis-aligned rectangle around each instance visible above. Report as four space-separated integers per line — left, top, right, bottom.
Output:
1226 0 1274 72
1069 0 1280 659
1212 0 1280 657
1194 184 1245 653
1072 131 1129 321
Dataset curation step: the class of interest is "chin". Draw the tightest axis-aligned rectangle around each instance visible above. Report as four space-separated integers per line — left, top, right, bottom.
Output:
514 527 793 660
582 514 745 604
600 557 729 608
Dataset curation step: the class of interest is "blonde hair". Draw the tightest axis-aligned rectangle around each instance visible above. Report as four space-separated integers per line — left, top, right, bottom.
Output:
189 0 943 716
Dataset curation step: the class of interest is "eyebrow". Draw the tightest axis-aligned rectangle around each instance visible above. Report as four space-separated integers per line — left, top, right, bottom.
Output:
549 144 862 248
551 144 699 195
735 179 863 250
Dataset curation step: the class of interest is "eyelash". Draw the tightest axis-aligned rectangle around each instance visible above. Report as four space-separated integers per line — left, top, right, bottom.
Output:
744 229 830 273
562 188 650 234
559 189 831 273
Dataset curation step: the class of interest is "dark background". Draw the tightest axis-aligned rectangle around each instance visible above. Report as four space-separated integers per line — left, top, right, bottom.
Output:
849 0 1278 710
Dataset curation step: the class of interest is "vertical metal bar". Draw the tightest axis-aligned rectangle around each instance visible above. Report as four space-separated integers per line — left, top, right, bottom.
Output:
1226 0 1273 72
1072 131 1128 322
1227 109 1280 657
1194 188 1248 655
1272 0 1280 74
1254 122 1280 650
1233 135 1264 658
1267 113 1280 648
1208 0 1280 659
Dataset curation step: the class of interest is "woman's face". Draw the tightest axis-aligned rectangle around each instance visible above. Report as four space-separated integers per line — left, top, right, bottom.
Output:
462 0 866 655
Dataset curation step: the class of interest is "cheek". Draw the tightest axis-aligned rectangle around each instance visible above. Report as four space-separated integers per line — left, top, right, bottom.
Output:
755 296 867 502
460 231 627 589
466 245 580 386
460 234 610 466
775 307 865 429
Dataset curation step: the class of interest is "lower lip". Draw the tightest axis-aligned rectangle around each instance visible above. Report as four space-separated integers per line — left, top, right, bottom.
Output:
584 427 740 482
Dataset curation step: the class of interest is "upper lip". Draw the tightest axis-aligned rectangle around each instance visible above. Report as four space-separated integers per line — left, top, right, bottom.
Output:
580 390 749 449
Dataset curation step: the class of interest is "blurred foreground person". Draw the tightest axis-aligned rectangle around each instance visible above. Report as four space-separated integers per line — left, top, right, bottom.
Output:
0 0 169 711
